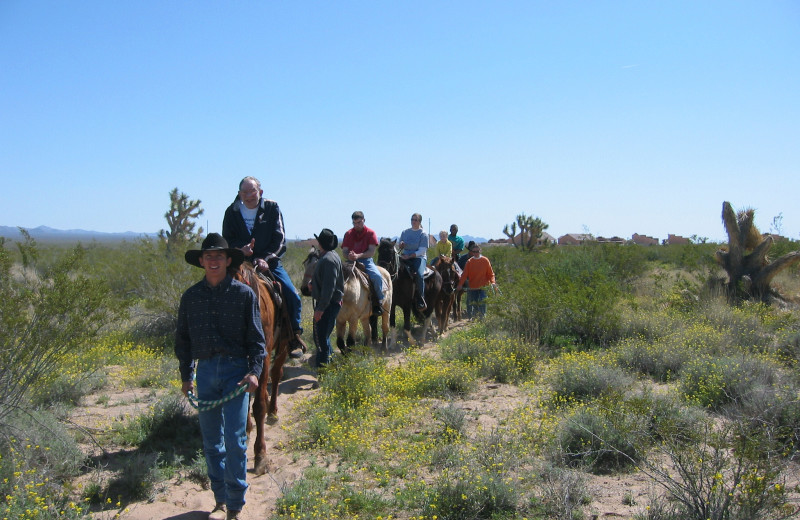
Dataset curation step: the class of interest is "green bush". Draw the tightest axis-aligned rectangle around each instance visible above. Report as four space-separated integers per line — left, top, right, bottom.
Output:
553 404 642 474
544 351 633 404
679 353 780 410
492 245 625 349
439 325 540 383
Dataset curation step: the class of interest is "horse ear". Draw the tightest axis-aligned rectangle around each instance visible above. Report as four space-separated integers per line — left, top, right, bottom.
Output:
309 245 316 253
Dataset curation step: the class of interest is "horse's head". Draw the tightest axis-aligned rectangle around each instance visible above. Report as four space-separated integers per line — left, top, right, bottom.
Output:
377 238 399 276
436 255 458 295
300 246 321 296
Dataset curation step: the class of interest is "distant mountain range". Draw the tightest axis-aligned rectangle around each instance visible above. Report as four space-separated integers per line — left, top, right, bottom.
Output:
0 225 489 246
0 225 157 243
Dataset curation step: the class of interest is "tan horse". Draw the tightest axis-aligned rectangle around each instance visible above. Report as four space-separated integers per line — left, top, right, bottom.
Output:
301 247 393 349
232 262 292 475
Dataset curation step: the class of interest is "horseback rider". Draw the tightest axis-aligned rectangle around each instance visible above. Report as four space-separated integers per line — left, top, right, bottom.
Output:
399 213 429 311
342 211 385 317
222 176 307 359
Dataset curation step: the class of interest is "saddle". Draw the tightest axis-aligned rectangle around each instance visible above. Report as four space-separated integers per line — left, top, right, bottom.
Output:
256 270 283 309
400 260 437 281
344 261 371 291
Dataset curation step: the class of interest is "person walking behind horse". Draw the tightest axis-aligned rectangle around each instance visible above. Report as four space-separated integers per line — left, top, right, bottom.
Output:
399 213 429 311
222 176 307 359
448 224 465 259
342 211 384 316
175 233 266 520
310 228 344 367
430 230 453 267
456 243 497 319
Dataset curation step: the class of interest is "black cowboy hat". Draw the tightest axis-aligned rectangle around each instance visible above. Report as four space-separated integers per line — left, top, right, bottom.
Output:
185 233 245 269
314 228 338 251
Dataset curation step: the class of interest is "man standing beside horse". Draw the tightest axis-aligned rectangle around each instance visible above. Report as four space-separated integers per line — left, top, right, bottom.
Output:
310 228 344 367
457 243 497 319
341 210 385 317
175 233 266 520
399 212 429 311
222 176 307 359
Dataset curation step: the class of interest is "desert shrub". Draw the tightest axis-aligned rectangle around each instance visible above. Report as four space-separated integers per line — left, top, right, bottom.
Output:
0 234 120 430
639 419 793 520
679 353 781 410
530 465 590 520
735 383 800 456
0 438 88 519
492 246 624 348
385 352 475 398
276 464 390 519
433 403 466 443
613 335 695 382
622 388 705 445
544 351 633 405
439 325 540 383
110 393 201 466
552 403 643 474
420 466 519 520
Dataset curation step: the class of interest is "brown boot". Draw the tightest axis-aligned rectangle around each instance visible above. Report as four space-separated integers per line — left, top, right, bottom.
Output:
208 503 226 520
225 510 241 520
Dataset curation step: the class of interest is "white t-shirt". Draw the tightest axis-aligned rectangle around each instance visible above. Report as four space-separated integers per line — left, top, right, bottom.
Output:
239 201 258 234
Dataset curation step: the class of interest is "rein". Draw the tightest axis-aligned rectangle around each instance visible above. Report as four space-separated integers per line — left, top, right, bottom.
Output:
187 383 248 412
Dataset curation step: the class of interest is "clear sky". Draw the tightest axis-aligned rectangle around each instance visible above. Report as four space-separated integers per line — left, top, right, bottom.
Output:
2 1 799 243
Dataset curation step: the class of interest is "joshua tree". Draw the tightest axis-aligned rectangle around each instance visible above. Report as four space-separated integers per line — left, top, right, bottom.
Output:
159 187 204 251
715 201 800 303
503 213 549 251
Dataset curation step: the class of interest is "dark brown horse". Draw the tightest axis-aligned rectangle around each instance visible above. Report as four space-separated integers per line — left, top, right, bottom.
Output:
231 262 292 475
377 238 442 345
433 255 459 334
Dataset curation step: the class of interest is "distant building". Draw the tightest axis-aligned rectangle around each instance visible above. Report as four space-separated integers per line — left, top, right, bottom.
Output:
597 236 626 244
667 234 690 245
494 231 556 247
631 233 659 246
558 233 594 245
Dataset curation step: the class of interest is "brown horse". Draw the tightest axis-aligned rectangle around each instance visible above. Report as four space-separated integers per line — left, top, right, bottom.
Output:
300 247 393 349
231 262 292 475
377 238 442 345
433 255 459 334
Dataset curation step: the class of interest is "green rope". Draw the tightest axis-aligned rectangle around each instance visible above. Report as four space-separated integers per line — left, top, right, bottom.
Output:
186 383 248 412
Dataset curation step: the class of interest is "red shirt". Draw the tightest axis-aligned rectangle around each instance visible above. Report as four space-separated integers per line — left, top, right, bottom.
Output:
342 226 379 255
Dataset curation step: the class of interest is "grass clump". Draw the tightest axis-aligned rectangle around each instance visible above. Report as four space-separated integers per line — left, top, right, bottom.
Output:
679 353 781 410
552 402 642 474
440 324 540 383
543 351 633 405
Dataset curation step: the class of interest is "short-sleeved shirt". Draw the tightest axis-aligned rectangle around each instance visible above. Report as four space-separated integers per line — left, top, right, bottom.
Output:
342 226 379 255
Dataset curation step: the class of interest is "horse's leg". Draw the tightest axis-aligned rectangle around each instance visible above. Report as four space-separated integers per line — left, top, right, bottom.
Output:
369 314 378 343
403 304 413 344
268 334 288 418
360 314 372 346
336 319 348 354
252 366 270 475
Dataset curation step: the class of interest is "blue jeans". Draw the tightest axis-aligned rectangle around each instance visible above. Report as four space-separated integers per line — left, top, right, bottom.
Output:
358 258 384 303
404 257 425 302
466 288 487 318
272 261 303 334
196 355 250 511
313 301 341 367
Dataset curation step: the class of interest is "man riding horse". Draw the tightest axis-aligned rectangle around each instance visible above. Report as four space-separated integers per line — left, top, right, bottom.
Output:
398 212 429 311
341 210 385 317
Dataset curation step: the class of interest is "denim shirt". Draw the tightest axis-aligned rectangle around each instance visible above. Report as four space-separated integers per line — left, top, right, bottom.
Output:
175 275 266 382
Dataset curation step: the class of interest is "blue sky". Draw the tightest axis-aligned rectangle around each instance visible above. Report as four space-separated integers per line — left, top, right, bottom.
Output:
2 1 798 243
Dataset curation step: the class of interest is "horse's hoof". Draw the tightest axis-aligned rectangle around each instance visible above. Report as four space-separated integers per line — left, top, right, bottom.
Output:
254 456 272 476
267 413 279 426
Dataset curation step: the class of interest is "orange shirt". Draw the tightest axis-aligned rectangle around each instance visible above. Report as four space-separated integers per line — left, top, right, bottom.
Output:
457 255 495 289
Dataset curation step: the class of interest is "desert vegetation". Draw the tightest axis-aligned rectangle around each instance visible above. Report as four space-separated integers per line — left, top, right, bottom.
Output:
2 214 800 519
